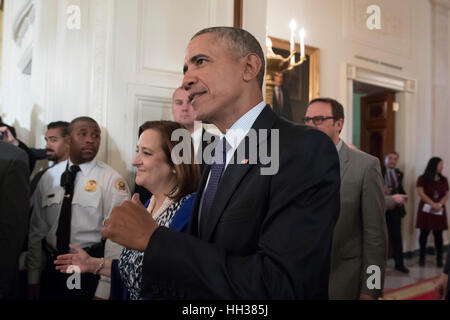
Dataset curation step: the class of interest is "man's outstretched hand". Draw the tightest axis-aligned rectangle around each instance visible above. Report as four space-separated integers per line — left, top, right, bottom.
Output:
101 193 158 252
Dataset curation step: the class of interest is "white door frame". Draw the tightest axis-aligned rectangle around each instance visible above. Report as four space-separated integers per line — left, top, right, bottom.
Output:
344 63 417 145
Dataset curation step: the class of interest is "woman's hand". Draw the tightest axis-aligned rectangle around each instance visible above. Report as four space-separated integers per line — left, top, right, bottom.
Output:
432 202 443 211
54 244 94 274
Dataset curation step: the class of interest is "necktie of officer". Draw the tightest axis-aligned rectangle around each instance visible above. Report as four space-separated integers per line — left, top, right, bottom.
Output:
200 137 228 236
56 165 80 253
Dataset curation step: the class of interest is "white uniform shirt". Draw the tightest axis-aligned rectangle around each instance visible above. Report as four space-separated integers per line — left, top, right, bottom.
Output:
28 159 130 298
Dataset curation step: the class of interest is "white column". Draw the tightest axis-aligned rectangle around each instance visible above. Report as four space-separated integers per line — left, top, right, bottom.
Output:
430 0 450 244
431 0 450 157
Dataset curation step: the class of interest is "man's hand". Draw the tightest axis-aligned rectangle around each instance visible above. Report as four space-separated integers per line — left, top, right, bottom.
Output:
0 126 19 146
101 193 157 252
434 273 448 300
392 194 406 206
384 186 392 195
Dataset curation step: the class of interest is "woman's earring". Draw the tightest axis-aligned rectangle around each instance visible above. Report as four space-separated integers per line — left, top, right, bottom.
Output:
172 169 176 174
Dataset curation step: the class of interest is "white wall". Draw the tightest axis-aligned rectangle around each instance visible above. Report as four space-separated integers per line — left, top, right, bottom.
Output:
106 0 236 187
267 0 445 251
1 0 36 145
1 0 240 187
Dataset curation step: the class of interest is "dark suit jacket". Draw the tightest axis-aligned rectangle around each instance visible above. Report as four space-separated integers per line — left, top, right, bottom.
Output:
0 142 30 299
272 87 293 121
382 167 406 217
140 105 340 299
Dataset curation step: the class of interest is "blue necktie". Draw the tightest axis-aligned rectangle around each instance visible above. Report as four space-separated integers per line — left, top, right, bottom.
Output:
199 137 228 235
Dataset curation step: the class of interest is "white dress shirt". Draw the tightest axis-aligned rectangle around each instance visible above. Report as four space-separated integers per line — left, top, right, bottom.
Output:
198 101 266 226
191 123 203 160
28 158 130 298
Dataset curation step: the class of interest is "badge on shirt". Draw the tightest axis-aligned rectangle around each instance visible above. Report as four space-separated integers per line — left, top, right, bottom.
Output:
115 178 127 193
85 180 97 192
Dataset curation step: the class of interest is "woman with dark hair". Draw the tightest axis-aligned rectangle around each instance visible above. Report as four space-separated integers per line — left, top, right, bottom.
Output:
416 157 449 267
54 121 201 299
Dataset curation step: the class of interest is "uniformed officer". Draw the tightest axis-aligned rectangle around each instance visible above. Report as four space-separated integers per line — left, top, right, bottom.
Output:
27 116 130 300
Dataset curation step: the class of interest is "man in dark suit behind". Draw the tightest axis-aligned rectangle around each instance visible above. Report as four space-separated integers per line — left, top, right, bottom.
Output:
272 71 293 121
102 27 340 299
382 151 409 273
0 142 30 299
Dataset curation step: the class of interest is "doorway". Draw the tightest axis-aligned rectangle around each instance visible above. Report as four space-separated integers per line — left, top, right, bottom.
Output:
352 81 399 165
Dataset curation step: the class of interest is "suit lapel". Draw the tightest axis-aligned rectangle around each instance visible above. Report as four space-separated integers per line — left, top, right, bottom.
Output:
202 105 278 241
338 141 350 181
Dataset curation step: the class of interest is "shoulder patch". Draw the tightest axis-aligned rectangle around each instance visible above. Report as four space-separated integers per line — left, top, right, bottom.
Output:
115 178 128 193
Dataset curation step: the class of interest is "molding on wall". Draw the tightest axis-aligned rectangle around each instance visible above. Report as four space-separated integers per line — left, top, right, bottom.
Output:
12 0 34 47
346 63 416 93
117 83 174 186
345 63 417 144
17 43 32 74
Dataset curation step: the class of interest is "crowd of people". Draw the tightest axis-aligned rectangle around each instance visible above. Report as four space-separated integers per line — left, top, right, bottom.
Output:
0 26 449 300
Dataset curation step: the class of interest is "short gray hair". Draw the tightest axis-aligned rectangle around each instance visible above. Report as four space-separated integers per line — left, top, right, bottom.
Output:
192 27 265 89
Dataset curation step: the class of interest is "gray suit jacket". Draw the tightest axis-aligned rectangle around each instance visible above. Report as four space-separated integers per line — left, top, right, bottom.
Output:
329 141 387 299
0 142 30 299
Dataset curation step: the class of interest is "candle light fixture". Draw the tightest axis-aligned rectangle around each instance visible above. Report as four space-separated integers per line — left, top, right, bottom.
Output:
265 19 307 105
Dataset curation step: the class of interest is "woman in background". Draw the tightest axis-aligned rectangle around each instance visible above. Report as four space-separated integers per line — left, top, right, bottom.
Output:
416 157 449 268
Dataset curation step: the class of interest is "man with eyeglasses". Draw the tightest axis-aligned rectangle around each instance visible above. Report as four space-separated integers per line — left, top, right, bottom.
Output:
305 98 387 300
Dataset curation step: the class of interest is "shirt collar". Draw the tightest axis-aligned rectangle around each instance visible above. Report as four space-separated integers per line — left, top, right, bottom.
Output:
67 158 97 176
336 139 343 152
191 123 203 149
223 101 266 151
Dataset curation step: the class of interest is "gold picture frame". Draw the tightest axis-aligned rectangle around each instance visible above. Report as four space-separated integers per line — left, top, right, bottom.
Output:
268 36 320 102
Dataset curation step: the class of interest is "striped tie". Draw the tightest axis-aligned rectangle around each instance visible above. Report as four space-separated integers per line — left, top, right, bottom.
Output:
199 138 228 235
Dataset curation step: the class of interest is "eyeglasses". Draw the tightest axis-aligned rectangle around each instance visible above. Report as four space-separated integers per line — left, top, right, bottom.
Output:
302 116 337 125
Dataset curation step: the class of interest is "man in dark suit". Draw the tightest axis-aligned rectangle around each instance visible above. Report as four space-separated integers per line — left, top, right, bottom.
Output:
0 142 30 299
272 72 293 121
0 121 46 173
102 27 340 299
382 151 409 273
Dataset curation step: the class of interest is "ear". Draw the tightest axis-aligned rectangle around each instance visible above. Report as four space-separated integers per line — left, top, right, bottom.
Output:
335 118 344 133
242 53 262 83
64 135 71 144
67 135 73 147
